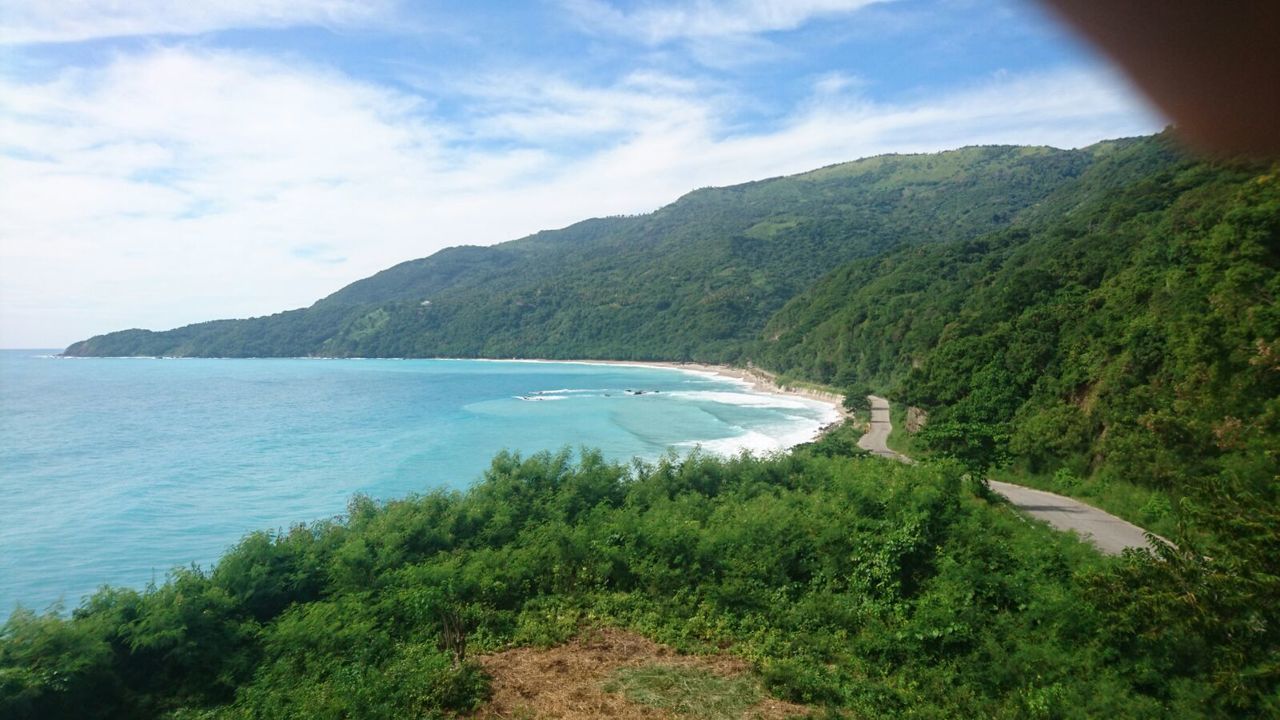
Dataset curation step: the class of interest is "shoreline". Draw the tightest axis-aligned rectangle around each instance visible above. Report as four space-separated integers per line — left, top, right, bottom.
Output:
48 353 852 449
508 358 851 443
573 359 845 408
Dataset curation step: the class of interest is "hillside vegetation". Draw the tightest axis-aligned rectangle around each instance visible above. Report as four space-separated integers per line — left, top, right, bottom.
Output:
6 442 1273 719
758 137 1279 525
66 132 1278 523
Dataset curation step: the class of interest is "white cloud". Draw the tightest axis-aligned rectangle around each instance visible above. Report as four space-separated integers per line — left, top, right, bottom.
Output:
447 71 720 145
564 0 892 43
0 47 1161 348
0 0 397 44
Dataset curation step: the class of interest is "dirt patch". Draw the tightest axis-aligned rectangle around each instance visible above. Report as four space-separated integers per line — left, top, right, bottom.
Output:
470 628 810 719
905 406 928 433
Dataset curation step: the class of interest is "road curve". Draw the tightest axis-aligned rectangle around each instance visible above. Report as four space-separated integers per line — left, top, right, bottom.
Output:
984 480 1166 555
856 395 1163 555
856 396 912 462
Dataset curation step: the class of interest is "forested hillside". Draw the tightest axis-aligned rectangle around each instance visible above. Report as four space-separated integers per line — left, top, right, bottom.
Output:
68 131 1280 518
757 135 1279 515
64 143 1107 360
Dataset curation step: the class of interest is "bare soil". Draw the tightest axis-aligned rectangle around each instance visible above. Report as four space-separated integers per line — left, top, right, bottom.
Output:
470 628 810 719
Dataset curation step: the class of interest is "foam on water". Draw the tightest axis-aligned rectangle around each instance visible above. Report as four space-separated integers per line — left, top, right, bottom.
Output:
666 389 817 410
0 352 839 613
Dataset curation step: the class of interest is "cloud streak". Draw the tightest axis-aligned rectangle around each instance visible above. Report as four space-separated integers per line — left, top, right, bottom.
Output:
565 0 893 43
0 0 397 44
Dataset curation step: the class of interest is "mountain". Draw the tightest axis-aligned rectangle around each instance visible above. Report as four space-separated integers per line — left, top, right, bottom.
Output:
64 143 1117 360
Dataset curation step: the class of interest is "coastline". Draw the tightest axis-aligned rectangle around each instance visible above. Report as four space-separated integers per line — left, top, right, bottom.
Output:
515 358 850 442
47 352 851 450
4 354 846 613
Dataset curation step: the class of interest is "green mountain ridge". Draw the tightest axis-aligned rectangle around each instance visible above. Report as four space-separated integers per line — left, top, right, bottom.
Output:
66 131 1280 518
64 141 1122 361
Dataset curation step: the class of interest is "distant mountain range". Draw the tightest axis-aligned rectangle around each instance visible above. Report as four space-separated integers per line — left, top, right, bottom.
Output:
64 139 1127 361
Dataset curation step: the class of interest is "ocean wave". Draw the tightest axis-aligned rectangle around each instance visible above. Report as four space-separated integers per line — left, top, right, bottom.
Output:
675 427 806 457
673 415 833 458
666 390 816 410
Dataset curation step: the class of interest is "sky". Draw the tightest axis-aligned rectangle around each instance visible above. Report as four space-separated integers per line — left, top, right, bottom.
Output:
0 0 1164 349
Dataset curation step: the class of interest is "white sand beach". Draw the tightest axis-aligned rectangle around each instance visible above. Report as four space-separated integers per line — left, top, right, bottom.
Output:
523 359 850 448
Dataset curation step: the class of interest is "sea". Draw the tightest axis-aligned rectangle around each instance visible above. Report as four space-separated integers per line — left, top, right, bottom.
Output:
0 350 838 614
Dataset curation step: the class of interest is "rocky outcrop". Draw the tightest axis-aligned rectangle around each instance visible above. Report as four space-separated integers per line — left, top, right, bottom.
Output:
906 406 929 433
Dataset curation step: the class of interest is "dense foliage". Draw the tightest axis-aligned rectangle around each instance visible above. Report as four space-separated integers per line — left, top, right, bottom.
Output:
65 144 1107 361
758 136 1280 514
752 140 1280 717
7 442 1273 719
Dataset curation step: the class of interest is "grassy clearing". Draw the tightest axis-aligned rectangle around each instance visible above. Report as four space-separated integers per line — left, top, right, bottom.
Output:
604 665 763 719
473 627 809 720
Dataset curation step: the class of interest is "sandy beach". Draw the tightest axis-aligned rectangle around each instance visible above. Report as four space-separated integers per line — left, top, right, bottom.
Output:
540 359 851 435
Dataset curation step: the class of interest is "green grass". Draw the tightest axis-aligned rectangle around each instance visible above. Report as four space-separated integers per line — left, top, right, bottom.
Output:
603 665 762 719
784 380 840 396
769 373 842 397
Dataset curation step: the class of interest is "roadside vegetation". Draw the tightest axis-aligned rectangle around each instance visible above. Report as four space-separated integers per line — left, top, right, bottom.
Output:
883 402 922 458
763 136 1278 536
988 467 1181 540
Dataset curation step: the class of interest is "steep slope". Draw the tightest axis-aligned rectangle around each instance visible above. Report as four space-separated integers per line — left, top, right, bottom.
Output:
65 143 1111 360
758 134 1280 502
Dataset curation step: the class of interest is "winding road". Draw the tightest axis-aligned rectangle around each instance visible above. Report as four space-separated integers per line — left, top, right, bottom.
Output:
858 396 1163 555
856 395 912 463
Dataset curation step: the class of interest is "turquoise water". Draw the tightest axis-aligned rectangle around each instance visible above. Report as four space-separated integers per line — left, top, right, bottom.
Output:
0 351 836 614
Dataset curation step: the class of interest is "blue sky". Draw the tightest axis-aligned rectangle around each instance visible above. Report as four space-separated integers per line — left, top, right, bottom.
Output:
0 0 1163 348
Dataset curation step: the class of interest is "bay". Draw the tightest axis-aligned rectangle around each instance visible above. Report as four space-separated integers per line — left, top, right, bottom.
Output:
0 351 836 613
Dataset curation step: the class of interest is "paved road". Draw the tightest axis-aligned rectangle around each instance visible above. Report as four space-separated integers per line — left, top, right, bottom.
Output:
985 480 1165 555
856 396 1163 555
856 396 912 462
